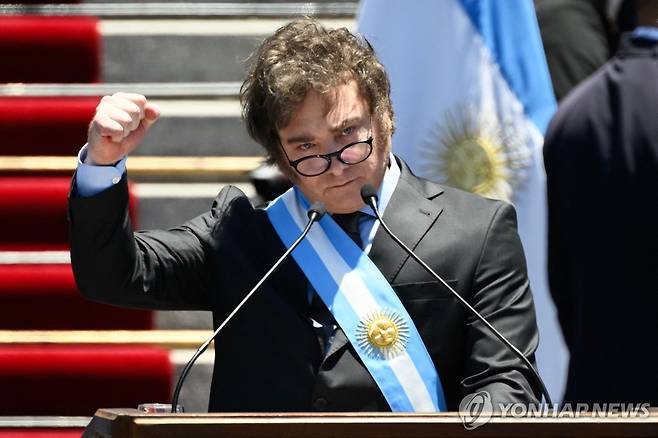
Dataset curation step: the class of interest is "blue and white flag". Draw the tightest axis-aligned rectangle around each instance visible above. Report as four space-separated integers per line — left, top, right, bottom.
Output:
358 0 567 402
267 187 446 412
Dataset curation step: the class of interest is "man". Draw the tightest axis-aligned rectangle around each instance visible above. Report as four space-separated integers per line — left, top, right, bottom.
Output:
69 19 540 412
543 1 658 405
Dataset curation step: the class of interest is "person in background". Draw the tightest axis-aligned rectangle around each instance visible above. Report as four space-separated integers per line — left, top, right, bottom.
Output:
543 0 658 405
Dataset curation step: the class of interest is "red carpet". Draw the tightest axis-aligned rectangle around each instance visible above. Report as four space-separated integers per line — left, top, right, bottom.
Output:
0 345 172 416
0 97 100 156
0 264 152 330
0 17 100 83
0 176 138 251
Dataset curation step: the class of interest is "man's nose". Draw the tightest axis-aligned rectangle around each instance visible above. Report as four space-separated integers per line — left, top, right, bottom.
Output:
327 150 349 176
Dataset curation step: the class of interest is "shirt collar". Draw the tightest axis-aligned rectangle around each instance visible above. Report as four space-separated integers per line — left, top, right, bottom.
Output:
360 153 400 218
632 26 658 42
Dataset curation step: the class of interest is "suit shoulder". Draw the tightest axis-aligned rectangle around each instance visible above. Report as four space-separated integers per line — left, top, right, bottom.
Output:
204 184 278 240
423 183 517 251
438 184 510 221
178 184 260 240
209 184 254 219
401 165 511 229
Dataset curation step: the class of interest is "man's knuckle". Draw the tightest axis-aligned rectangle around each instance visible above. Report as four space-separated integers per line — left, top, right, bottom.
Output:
132 94 147 105
114 112 131 124
126 106 141 119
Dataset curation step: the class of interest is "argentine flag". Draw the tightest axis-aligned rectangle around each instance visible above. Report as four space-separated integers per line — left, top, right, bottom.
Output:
358 0 567 402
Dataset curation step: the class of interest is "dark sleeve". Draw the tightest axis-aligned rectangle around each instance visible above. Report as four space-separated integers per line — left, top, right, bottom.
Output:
68 173 243 311
460 202 542 407
542 116 576 347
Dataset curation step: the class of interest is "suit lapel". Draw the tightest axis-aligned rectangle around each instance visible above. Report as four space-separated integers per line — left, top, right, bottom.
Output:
324 326 349 357
368 159 444 284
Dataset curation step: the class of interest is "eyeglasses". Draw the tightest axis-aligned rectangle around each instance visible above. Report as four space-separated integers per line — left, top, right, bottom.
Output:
282 137 374 177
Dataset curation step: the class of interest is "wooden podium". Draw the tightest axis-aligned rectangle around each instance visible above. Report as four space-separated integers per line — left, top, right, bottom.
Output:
84 408 657 437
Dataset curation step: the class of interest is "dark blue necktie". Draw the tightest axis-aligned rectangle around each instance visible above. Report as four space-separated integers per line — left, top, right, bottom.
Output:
332 212 364 247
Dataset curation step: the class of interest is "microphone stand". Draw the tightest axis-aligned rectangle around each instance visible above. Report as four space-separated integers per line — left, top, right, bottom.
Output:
171 203 326 413
361 186 553 406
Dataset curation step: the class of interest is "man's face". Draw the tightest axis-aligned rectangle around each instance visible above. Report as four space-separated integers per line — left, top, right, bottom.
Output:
277 81 390 214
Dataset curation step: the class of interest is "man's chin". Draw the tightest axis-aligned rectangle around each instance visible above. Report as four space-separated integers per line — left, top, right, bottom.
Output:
315 178 367 213
324 197 365 214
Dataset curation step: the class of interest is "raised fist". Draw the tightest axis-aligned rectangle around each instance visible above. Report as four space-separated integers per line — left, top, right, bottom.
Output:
86 92 160 165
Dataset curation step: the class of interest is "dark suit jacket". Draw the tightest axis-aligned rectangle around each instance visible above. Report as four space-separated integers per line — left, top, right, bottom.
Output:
68 157 541 411
543 34 658 404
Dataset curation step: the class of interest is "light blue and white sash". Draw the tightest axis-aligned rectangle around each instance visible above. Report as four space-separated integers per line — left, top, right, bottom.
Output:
266 187 446 412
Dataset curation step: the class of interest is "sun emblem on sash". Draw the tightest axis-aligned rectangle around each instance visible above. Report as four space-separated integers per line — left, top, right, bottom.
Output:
419 106 531 202
356 308 409 359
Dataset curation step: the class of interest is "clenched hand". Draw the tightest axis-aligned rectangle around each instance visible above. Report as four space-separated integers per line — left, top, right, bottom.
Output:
86 92 160 165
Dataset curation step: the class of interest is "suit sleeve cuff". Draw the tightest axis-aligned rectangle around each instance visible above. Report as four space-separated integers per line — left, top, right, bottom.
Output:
75 144 127 197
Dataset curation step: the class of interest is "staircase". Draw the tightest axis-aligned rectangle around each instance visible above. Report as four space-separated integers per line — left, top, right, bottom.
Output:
0 1 356 435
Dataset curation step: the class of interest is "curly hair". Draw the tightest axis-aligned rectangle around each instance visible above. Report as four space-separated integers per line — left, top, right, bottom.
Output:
240 18 394 166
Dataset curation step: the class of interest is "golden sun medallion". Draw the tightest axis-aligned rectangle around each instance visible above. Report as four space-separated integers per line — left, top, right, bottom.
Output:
368 316 399 347
356 308 409 359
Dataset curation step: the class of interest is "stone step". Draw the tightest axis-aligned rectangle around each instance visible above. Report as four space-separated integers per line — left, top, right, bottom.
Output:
156 310 213 330
171 348 213 412
0 328 214 412
101 18 355 82
84 0 355 4
8 1 357 17
134 182 255 229
0 82 240 98
134 99 262 157
0 84 254 158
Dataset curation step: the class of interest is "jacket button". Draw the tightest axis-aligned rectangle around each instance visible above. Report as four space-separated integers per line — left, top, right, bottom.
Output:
313 397 328 411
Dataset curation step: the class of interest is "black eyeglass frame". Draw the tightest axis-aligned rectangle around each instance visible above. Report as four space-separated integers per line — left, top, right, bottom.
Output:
281 136 374 177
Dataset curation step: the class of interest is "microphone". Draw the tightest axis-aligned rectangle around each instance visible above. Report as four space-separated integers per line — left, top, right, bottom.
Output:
360 184 553 406
307 201 327 222
171 201 327 413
